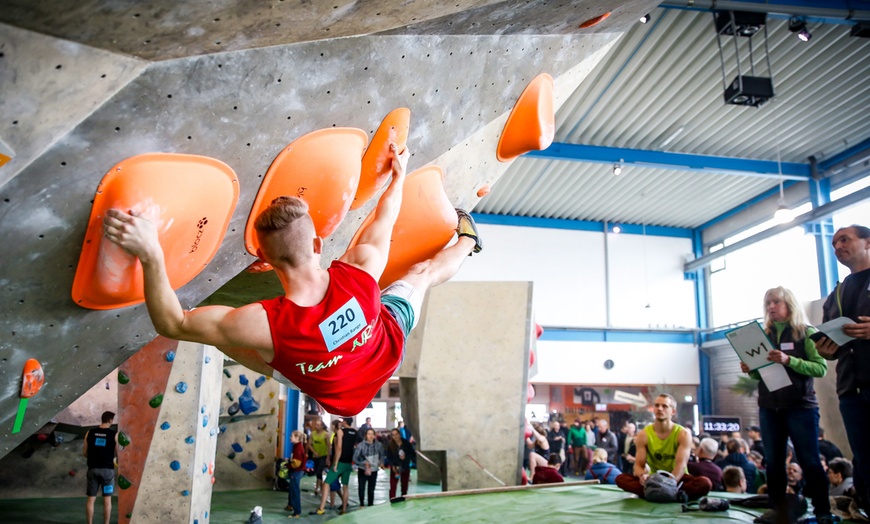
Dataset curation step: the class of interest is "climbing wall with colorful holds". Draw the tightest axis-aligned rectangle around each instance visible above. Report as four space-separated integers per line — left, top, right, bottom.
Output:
117 339 222 523
214 363 280 491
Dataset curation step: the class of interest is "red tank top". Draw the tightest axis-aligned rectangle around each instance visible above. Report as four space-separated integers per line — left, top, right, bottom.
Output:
261 260 405 416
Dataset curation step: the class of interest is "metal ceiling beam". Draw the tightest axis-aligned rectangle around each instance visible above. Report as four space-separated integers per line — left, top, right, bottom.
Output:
683 185 870 271
660 1 870 21
524 142 812 180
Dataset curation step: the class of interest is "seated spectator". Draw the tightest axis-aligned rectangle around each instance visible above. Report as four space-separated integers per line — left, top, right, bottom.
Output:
532 453 565 485
586 448 621 485
715 439 757 493
747 425 764 459
723 465 747 494
817 427 843 464
786 462 805 496
687 437 724 491
748 451 767 493
827 458 854 497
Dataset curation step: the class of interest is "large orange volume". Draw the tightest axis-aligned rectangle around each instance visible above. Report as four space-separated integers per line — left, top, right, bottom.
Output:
245 128 368 257
348 165 456 289
496 73 555 162
353 108 410 210
72 153 239 309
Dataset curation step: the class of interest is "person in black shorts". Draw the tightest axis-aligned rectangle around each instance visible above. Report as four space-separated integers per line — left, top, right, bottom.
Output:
83 411 118 524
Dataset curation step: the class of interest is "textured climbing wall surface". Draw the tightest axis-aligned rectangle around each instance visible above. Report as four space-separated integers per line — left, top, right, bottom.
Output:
123 341 222 524
214 363 280 491
399 281 532 491
0 0 656 456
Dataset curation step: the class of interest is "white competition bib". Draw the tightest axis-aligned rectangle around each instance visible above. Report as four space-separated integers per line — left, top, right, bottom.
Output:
319 297 366 352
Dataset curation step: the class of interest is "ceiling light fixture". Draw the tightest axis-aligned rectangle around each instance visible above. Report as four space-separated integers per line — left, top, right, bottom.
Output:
612 163 622 176
639 13 651 24
788 16 812 42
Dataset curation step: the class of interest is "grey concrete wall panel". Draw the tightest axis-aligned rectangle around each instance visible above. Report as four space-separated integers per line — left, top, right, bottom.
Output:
400 281 532 491
0 24 147 187
0 1 509 60
129 342 222 522
0 0 637 457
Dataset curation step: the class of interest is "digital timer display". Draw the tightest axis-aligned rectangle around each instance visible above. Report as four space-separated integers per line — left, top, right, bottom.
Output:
702 416 741 433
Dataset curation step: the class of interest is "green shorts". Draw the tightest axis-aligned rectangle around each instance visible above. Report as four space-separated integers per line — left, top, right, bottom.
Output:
324 461 353 487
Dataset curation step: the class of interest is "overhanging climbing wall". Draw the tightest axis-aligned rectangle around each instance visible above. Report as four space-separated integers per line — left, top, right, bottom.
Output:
0 0 658 455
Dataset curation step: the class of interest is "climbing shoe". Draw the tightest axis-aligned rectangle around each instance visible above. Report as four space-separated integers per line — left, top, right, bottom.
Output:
456 208 483 254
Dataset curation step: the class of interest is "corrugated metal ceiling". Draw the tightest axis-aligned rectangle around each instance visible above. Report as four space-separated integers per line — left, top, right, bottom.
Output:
478 6 870 229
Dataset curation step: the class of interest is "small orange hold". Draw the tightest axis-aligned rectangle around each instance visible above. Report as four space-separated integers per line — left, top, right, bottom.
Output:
476 185 491 198
245 260 273 273
579 12 611 28
20 359 45 399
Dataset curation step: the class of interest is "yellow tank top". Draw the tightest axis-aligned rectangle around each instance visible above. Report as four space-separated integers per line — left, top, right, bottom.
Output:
644 423 686 474
311 430 329 456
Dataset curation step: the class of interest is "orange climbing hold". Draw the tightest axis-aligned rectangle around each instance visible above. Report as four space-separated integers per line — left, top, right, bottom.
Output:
244 128 368 257
353 108 410 210
20 359 45 398
348 165 456 289
71 153 239 310
496 73 555 162
0 137 13 169
579 12 611 28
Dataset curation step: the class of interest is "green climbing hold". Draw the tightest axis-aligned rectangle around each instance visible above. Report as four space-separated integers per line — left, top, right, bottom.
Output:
226 392 234 401
118 475 132 489
149 393 164 408
118 370 130 384
118 432 131 447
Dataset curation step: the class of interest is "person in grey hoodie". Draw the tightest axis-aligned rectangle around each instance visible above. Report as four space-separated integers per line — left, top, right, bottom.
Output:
353 427 385 507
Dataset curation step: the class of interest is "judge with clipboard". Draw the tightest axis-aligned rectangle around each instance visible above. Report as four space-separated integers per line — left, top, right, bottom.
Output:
730 286 834 524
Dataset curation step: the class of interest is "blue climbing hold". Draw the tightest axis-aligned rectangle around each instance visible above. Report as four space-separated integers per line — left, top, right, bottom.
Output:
165 351 175 362
202 414 209 427
219 425 227 434
239 374 249 386
209 428 216 436
246 434 252 442
231 443 243 453
175 382 188 394
255 375 266 388
240 461 257 472
202 463 208 474
201 405 206 414
238 386 260 415
181 490 189 496
227 402 240 416
170 460 181 471
160 421 171 431
185 436 195 444
204 355 211 363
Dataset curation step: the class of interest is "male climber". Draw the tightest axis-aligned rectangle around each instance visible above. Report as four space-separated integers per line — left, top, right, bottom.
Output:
103 145 482 416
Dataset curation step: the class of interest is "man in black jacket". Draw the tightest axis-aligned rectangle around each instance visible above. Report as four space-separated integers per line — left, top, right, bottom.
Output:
816 224 870 514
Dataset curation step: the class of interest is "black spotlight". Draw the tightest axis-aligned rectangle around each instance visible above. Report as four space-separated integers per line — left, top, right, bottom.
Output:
851 21 870 38
639 13 651 24
789 16 812 42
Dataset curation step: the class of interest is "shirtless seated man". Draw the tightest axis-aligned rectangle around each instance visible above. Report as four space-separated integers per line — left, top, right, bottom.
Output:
103 145 482 415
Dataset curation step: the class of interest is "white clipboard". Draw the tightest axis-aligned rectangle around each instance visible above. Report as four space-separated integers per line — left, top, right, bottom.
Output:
724 321 792 392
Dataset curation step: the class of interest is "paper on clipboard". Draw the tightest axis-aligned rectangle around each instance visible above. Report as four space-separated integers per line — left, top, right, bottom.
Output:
814 317 856 347
756 363 792 392
724 321 792 392
724 321 776 370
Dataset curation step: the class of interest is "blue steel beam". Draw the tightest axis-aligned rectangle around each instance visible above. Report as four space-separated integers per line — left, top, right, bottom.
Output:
818 136 870 173
524 143 812 180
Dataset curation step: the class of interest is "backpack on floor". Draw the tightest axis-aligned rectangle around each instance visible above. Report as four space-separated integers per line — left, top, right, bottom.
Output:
644 471 686 503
